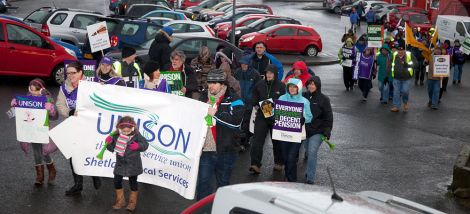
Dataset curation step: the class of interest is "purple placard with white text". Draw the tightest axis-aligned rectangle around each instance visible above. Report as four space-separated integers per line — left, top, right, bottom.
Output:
272 100 304 143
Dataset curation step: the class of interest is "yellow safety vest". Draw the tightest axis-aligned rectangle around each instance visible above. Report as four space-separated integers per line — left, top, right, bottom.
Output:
391 51 413 78
113 61 142 81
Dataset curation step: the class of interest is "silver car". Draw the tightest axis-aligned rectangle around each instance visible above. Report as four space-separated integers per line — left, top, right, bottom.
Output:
24 7 104 46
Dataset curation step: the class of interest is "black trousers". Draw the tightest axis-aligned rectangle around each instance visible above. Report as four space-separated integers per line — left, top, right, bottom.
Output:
69 158 101 188
250 116 283 167
343 66 355 89
358 79 372 98
415 62 425 84
439 77 449 100
240 107 253 146
114 174 138 191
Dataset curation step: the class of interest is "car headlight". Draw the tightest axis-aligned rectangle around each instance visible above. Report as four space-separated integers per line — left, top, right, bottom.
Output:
235 30 241 35
64 47 77 58
243 36 255 42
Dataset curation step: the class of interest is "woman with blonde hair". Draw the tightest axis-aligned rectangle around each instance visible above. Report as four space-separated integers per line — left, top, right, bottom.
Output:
95 56 126 86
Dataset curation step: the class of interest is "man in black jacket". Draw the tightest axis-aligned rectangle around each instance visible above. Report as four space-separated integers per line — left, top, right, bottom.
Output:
303 76 333 184
196 69 244 200
249 64 286 174
148 26 173 70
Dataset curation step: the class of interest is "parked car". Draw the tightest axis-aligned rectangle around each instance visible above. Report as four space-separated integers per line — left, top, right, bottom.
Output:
435 15 470 43
389 11 432 33
181 182 446 214
106 35 242 66
229 17 301 44
197 1 232 19
202 4 274 22
125 4 171 17
23 7 104 46
142 10 188 20
0 17 77 85
341 0 387 18
145 17 173 25
185 0 228 14
169 0 201 9
208 8 269 28
239 24 322 56
164 20 214 37
174 9 196 20
113 0 171 15
326 0 347 14
107 18 163 49
215 14 276 40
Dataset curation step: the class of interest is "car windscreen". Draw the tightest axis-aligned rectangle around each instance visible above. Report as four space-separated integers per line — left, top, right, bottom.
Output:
464 22 470 34
218 4 231 12
247 18 266 28
127 6 159 17
24 9 52 24
198 0 212 8
259 24 278 34
140 36 182 49
410 15 430 24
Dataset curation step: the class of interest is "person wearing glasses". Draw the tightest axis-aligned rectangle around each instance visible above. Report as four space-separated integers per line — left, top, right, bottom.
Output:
56 61 102 196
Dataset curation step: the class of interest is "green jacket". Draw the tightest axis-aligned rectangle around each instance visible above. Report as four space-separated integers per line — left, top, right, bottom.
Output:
376 44 392 82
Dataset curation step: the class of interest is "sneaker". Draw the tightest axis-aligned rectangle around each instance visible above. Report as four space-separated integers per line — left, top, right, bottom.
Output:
458 80 461 84
431 106 438 110
65 185 82 196
273 164 284 172
427 101 432 108
390 107 399 112
249 165 261 174
403 103 409 112
239 145 246 153
453 80 456 85
305 180 315 185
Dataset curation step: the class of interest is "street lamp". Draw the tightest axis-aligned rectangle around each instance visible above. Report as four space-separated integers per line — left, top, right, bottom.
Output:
231 0 236 45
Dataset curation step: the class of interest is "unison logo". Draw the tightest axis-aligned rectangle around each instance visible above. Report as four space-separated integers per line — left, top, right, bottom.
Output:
90 93 190 159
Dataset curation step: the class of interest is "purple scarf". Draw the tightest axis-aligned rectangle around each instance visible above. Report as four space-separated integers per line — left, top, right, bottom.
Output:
60 84 78 109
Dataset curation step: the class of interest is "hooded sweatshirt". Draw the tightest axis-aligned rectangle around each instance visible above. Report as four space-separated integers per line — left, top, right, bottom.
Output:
283 61 312 86
303 76 333 138
279 78 313 124
234 55 261 106
252 64 286 119
149 30 172 70
376 44 392 82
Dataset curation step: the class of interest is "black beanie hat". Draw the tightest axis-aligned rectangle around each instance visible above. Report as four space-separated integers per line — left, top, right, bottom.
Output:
143 61 160 77
122 47 136 59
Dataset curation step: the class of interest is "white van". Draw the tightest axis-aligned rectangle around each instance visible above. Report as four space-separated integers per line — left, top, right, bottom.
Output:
436 15 470 44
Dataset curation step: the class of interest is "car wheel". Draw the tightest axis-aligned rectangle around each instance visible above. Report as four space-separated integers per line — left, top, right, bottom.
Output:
304 45 318 57
334 6 341 14
51 64 65 86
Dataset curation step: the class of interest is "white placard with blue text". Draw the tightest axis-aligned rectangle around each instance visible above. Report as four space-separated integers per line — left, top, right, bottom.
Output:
49 81 209 199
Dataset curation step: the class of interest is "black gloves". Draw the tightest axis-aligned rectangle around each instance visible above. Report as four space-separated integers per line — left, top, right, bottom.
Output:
69 109 75 116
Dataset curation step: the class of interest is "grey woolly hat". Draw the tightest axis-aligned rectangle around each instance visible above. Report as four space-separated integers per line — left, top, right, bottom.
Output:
207 69 226 83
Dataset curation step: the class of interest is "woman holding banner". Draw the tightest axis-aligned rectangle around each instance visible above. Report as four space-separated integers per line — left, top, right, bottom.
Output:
94 56 126 86
11 79 58 186
278 78 312 182
56 61 102 196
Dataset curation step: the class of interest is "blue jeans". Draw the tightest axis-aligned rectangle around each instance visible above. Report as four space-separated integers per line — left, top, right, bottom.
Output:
453 64 464 81
304 134 323 183
393 79 412 108
196 152 237 200
378 80 390 103
280 141 302 182
427 79 440 107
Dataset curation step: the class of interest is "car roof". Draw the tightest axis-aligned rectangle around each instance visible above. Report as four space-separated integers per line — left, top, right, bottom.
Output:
34 7 104 15
275 24 311 29
147 10 184 14
128 4 171 10
165 20 207 25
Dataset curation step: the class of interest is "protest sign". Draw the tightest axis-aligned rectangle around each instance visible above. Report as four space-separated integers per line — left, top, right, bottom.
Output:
433 55 450 77
64 60 97 81
462 37 470 55
259 99 274 118
367 25 383 48
49 81 209 199
15 95 49 144
161 71 184 96
86 21 111 53
272 100 304 143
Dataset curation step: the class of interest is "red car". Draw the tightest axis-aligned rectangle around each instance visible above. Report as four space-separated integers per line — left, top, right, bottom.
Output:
169 0 201 9
239 24 322 56
389 11 432 33
0 18 76 85
215 14 278 40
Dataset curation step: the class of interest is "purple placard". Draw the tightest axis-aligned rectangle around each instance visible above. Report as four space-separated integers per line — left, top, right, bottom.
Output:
64 60 97 81
273 100 304 133
15 95 47 109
